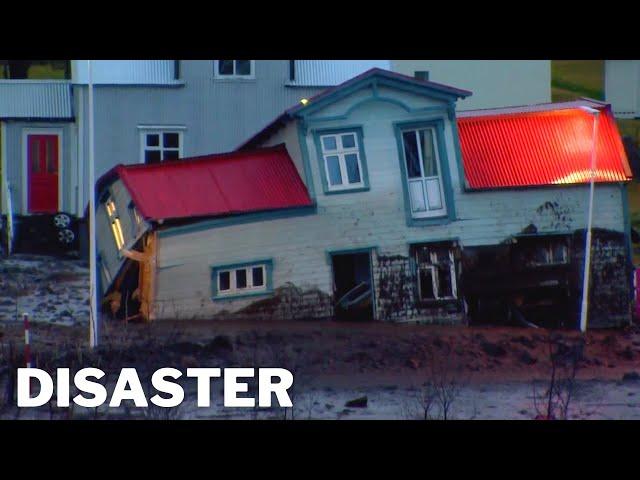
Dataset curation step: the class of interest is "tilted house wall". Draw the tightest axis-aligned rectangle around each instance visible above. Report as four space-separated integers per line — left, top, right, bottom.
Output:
120 70 631 328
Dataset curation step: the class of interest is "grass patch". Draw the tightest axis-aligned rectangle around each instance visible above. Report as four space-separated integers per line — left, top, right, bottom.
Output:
551 60 604 101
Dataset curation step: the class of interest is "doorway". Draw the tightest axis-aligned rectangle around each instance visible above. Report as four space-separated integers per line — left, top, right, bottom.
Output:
331 250 374 322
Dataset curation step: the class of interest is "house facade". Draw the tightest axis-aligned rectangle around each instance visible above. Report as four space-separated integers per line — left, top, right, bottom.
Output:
0 60 390 252
604 60 640 119
96 69 633 329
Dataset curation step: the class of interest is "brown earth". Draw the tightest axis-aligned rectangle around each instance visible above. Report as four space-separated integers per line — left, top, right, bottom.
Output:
1 319 639 388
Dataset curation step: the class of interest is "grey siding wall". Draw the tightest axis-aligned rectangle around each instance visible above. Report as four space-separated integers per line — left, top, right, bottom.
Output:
2 120 75 215
76 61 324 212
150 88 625 321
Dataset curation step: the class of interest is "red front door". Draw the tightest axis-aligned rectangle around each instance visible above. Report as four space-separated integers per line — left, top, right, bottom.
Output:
27 134 59 213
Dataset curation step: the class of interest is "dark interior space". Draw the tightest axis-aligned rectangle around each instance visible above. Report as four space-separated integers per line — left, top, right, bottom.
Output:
332 252 373 322
104 259 141 321
463 237 573 329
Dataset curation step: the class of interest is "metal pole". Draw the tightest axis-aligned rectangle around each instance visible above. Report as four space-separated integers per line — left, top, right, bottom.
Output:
23 313 31 368
88 60 98 348
579 110 599 333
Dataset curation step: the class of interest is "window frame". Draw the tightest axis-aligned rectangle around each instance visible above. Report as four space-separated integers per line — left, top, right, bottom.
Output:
211 259 273 301
213 60 255 79
313 126 370 195
400 127 447 219
138 127 184 164
411 242 459 303
105 196 125 251
394 118 456 227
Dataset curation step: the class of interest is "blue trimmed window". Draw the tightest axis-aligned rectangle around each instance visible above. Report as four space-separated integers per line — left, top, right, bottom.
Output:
395 119 456 226
211 259 273 301
314 127 370 194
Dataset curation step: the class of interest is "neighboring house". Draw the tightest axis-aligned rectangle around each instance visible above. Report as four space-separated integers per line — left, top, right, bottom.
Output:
0 60 390 252
604 60 640 119
96 69 633 329
391 61 551 110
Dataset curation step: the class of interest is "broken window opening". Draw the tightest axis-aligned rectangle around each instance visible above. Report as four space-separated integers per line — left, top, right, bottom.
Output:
413 243 458 302
517 237 570 268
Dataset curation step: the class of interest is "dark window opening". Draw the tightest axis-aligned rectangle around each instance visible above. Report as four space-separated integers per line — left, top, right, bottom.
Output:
0 60 70 80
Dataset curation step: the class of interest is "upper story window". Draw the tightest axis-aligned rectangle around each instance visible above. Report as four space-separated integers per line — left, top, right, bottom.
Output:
105 197 125 251
214 60 254 79
211 259 273 300
315 128 370 194
139 128 184 164
401 127 447 218
0 60 70 79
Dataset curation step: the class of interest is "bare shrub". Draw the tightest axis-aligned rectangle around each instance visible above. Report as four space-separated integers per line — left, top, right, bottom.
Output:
532 333 583 420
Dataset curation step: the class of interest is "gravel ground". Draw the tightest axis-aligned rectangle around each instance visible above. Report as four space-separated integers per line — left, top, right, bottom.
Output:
0 254 89 326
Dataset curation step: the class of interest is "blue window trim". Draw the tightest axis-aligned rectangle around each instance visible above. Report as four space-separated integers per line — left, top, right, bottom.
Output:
393 118 456 227
211 258 274 302
325 245 379 265
312 125 370 195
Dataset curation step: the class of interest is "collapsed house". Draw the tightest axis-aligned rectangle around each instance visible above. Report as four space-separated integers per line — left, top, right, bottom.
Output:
96 68 633 328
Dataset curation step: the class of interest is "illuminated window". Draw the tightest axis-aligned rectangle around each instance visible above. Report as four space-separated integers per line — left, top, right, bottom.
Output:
211 260 272 299
214 60 254 78
139 129 183 164
105 197 125 250
412 243 458 301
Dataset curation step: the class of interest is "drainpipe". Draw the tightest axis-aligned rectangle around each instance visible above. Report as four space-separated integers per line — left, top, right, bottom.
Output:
579 107 600 333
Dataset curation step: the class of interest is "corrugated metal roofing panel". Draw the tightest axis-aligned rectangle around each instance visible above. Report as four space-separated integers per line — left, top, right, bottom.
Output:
457 101 632 189
0 81 73 119
72 60 178 85
290 60 392 86
115 144 313 221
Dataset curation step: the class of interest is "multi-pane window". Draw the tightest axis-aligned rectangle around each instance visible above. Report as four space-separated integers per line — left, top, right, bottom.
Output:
216 263 267 297
215 60 253 78
413 243 458 301
319 132 364 191
518 238 569 268
401 128 447 218
140 130 182 164
105 197 125 251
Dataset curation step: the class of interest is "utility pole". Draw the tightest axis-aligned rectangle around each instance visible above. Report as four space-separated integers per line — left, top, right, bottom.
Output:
579 106 600 333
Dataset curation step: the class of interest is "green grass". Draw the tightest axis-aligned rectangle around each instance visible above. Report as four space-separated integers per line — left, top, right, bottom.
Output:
551 60 605 101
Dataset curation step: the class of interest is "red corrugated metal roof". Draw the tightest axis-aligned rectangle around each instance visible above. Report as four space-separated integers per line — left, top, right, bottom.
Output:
114 144 313 221
457 101 633 189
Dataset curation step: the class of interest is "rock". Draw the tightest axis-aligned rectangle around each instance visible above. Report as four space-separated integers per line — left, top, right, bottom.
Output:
481 341 507 358
345 396 368 408
622 371 640 382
